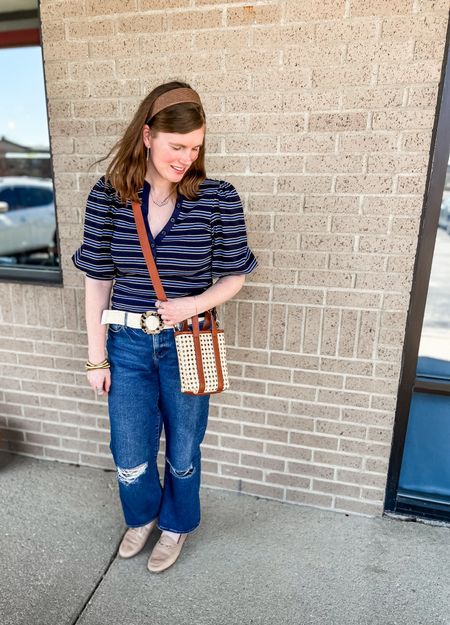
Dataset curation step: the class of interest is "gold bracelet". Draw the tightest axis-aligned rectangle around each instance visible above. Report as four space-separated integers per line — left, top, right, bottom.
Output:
85 358 110 371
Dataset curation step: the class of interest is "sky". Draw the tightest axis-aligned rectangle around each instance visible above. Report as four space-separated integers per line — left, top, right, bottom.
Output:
0 46 50 150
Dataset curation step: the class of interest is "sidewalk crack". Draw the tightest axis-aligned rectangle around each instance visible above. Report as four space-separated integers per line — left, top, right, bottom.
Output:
69 541 121 625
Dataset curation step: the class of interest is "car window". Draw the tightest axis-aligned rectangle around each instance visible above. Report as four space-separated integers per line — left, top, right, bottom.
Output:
0 187 17 210
15 186 53 209
41 189 54 205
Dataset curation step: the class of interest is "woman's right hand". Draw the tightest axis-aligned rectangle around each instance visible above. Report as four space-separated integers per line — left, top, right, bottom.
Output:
87 368 111 396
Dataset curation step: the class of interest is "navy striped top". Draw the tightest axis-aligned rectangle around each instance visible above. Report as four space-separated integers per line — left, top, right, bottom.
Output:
71 176 258 313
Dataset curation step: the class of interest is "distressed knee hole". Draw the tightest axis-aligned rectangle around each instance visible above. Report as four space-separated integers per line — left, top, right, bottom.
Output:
117 461 148 486
166 458 195 479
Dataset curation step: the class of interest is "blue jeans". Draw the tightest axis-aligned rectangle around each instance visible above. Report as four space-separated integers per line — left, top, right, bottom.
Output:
106 323 210 533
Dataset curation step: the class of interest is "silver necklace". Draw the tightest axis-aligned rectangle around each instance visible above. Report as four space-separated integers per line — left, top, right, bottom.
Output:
150 188 174 207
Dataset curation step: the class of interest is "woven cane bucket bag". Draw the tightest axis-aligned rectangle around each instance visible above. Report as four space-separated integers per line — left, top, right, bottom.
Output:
174 311 229 395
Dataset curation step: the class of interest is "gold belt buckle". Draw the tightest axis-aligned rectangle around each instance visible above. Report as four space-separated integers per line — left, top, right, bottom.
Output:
140 311 164 334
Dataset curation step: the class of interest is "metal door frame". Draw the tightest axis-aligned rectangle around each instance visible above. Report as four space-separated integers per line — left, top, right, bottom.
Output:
384 20 450 520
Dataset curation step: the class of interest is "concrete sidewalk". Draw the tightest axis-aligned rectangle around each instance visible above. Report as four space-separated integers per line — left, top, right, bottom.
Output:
1 451 450 625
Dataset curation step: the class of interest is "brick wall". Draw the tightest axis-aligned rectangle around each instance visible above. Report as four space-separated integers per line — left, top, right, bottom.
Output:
0 0 448 516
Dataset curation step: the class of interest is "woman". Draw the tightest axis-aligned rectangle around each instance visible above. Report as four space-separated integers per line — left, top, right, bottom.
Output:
72 81 257 573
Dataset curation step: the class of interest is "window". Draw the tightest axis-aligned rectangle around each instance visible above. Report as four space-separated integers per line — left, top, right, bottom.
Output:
0 0 61 284
0 187 17 210
16 186 54 210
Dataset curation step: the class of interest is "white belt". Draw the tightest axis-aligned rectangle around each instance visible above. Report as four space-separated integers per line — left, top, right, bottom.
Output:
101 309 204 335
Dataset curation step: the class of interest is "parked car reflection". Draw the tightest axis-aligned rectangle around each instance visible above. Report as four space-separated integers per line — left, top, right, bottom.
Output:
438 195 450 233
0 176 57 265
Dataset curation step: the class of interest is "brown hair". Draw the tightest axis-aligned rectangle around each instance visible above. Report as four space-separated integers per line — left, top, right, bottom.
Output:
99 81 206 202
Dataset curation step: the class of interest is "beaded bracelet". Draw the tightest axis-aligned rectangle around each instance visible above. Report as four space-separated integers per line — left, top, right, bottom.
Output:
85 358 110 371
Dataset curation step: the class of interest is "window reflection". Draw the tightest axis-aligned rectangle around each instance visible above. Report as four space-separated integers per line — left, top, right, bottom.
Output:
418 157 450 372
0 4 58 271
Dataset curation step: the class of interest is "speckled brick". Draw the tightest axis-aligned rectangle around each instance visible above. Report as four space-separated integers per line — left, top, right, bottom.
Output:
350 0 412 16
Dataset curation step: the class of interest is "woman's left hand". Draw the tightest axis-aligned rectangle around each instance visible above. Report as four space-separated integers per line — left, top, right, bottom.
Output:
155 297 197 326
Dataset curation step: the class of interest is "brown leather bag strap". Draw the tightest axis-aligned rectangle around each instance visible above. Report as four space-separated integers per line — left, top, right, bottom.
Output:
131 201 167 302
192 315 206 394
132 199 222 394
210 314 224 392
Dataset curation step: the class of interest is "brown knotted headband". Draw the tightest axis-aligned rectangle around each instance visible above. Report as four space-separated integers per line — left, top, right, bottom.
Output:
146 87 202 123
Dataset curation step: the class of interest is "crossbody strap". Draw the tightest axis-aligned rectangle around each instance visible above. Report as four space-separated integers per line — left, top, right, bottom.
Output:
132 201 167 302
132 199 224 393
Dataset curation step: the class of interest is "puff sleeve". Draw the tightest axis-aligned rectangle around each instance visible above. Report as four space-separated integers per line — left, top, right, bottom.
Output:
71 177 116 280
211 180 258 278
